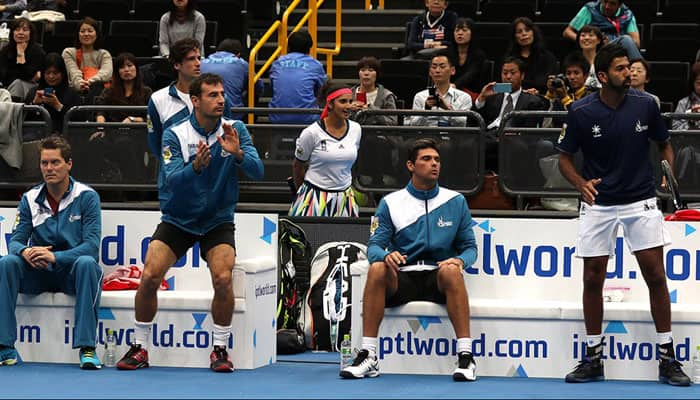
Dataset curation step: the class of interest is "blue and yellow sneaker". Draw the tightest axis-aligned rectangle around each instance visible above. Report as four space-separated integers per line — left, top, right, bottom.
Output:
0 346 19 366
79 347 102 370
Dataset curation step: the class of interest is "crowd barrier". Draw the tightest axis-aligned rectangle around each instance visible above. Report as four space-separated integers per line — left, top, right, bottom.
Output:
350 217 700 380
0 105 53 188
3 106 699 208
1 210 278 369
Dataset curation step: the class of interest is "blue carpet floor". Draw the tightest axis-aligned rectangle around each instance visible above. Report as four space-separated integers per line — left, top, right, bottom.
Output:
2 357 700 399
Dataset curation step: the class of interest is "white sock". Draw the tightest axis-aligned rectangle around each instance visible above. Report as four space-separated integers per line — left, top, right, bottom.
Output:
134 320 153 347
657 331 673 346
362 337 378 357
586 334 603 347
213 324 232 348
457 337 472 354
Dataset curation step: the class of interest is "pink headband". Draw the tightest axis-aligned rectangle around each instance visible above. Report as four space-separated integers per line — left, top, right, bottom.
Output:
320 88 353 119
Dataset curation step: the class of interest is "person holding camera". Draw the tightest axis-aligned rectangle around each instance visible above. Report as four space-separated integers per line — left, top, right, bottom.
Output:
408 51 472 127
545 52 594 114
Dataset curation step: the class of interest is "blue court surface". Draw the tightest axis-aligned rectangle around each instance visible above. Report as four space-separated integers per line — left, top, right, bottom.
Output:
3 352 699 399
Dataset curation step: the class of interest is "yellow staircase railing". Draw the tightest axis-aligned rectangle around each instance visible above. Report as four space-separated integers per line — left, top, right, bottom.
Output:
247 0 344 124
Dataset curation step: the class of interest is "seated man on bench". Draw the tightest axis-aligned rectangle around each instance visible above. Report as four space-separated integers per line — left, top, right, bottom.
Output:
340 138 479 381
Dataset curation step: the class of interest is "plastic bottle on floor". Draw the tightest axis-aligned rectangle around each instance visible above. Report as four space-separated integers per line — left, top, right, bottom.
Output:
340 334 352 370
693 345 700 384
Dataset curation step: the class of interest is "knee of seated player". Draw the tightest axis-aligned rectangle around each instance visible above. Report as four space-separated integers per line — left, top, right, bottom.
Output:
437 264 465 290
366 261 393 284
140 267 167 292
0 254 25 277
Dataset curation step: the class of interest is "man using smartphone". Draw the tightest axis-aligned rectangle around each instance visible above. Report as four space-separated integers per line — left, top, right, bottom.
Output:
408 51 472 127
473 57 548 173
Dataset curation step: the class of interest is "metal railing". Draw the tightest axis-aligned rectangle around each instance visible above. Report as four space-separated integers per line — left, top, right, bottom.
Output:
0 105 54 188
63 106 154 190
496 110 700 207
248 0 343 123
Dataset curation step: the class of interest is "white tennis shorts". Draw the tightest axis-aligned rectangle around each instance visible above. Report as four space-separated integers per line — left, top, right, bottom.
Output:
576 197 671 258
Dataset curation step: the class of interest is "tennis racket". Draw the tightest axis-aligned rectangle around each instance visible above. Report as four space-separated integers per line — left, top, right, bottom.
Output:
661 159 685 211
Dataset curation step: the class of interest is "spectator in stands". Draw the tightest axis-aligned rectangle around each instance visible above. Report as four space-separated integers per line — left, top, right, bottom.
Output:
545 52 594 114
95 53 151 124
0 135 103 370
563 0 642 61
405 0 457 59
0 17 45 100
27 0 70 16
558 43 690 387
28 52 81 134
62 17 112 102
159 0 206 58
474 57 549 173
340 137 478 381
449 17 487 99
630 59 660 108
269 30 326 124
0 0 27 19
116 73 263 373
200 38 262 119
349 56 397 126
85 52 152 181
672 62 700 131
577 25 604 90
504 17 558 94
350 56 398 188
289 81 361 217
408 51 472 127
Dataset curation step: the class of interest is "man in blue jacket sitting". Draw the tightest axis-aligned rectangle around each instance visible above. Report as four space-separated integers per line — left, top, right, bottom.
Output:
340 138 479 381
0 135 103 369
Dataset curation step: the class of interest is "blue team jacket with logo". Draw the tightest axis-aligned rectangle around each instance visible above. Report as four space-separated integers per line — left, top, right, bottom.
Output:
160 114 264 235
367 182 478 270
9 178 101 270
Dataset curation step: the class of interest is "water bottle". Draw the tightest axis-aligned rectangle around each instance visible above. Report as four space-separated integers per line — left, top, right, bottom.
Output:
692 345 700 384
340 334 352 370
104 329 116 367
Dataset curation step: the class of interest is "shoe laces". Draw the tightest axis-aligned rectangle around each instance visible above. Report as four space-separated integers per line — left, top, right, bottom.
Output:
125 345 143 358
213 346 229 361
80 348 96 358
572 356 598 372
458 352 474 369
661 358 684 373
350 350 369 367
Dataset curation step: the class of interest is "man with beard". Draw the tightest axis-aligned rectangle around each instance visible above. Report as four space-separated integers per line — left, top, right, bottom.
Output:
556 43 690 386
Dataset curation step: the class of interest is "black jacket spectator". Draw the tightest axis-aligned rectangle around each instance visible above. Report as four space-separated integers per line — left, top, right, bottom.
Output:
503 17 558 94
27 52 82 134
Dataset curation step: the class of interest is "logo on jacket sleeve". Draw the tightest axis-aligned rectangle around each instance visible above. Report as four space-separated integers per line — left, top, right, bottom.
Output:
437 217 452 227
69 214 81 223
635 120 648 133
369 216 379 236
162 146 172 164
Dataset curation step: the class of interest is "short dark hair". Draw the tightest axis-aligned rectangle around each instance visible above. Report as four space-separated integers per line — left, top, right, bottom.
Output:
501 56 526 73
75 17 102 50
691 61 700 88
408 138 440 164
217 38 243 54
169 38 201 64
577 25 604 51
189 73 224 98
562 51 590 74
288 30 313 54
40 135 72 162
631 58 652 80
594 43 628 78
356 56 381 73
432 50 454 66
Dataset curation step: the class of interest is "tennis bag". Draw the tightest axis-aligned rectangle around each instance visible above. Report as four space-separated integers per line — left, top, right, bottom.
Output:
276 219 313 354
303 241 367 351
